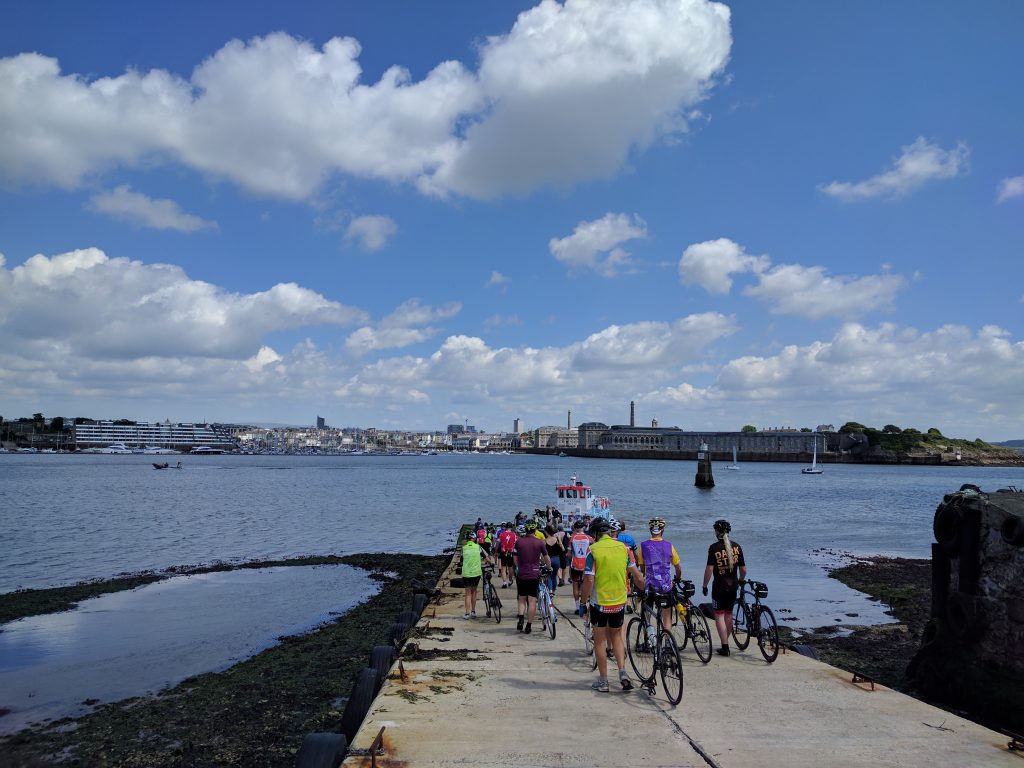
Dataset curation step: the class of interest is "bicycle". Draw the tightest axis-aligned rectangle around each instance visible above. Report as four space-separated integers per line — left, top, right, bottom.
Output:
626 590 684 705
731 579 779 663
537 567 557 639
481 566 502 623
670 579 712 664
580 606 597 669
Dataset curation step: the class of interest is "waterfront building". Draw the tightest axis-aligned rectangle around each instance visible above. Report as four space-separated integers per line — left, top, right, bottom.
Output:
72 420 237 451
532 426 578 449
577 422 609 449
593 424 820 454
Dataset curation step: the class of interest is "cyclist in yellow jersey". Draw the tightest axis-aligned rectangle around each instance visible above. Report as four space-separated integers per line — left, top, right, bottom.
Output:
580 517 645 692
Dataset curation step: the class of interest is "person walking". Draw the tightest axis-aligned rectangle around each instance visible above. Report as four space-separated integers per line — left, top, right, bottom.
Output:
544 524 566 594
461 529 484 619
580 516 645 692
513 520 551 634
702 519 746 656
637 517 682 632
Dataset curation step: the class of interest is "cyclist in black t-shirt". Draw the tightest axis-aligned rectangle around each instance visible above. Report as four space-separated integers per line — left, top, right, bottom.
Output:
702 519 746 657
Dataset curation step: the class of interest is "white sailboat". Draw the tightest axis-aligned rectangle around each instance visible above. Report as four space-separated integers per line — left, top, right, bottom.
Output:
802 434 823 474
725 444 740 470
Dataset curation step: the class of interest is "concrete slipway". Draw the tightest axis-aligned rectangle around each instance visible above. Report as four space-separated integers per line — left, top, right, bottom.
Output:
342 559 1019 768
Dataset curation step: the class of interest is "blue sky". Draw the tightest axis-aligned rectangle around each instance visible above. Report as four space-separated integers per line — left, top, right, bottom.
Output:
1 1 1022 439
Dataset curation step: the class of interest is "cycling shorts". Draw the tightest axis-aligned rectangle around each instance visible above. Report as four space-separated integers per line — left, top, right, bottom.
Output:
589 604 625 629
516 577 539 599
569 567 585 584
461 575 480 589
500 552 515 567
712 581 738 613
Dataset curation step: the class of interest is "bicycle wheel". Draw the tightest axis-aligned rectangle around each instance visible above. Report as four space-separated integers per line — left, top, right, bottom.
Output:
732 601 751 650
687 606 713 663
670 604 689 651
547 602 557 640
538 592 549 631
583 618 595 655
491 593 502 624
483 582 493 618
757 606 779 663
626 616 656 683
657 632 684 706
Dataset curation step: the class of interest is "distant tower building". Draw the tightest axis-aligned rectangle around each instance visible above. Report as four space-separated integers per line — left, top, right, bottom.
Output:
630 401 635 427
652 417 658 428
514 417 522 433
567 410 572 430
316 416 325 429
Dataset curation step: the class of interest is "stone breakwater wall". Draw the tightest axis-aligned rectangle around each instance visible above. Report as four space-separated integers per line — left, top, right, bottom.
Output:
909 484 1024 734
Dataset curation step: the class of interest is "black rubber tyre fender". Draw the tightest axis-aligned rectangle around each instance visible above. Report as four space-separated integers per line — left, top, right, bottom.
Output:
919 617 947 649
368 645 395 693
396 610 420 630
946 592 983 642
386 622 408 647
339 667 380 743
933 502 962 554
412 593 429 615
295 733 348 768
1001 515 1024 546
791 643 820 661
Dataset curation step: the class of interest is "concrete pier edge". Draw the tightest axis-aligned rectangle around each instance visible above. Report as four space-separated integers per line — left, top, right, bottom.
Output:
340 536 1021 768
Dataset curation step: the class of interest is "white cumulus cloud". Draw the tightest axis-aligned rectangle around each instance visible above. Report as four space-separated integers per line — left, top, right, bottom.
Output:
344 299 462 355
996 175 1024 203
743 264 905 320
678 238 905 319
678 238 768 294
0 0 732 201
549 212 647 277
345 215 398 251
820 137 970 201
0 248 366 361
87 185 217 232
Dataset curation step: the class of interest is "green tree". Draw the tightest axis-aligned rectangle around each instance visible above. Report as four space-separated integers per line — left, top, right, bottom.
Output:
50 416 65 433
927 427 944 438
741 425 757 433
839 422 867 433
32 412 45 429
800 427 812 432
882 424 901 433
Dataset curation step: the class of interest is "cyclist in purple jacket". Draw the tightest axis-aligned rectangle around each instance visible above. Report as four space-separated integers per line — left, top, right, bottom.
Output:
636 517 683 632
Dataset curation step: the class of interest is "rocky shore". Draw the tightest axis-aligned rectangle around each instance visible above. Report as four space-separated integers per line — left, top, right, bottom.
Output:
0 552 448 767
789 556 931 691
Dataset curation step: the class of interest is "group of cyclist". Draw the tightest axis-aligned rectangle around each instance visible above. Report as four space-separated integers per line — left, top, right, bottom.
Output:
461 511 749 691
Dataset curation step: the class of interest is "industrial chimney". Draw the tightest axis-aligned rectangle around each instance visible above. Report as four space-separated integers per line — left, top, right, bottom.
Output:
630 401 635 427
567 409 572 430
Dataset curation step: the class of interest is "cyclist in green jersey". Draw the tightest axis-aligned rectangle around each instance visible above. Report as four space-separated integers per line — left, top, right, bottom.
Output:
461 530 483 619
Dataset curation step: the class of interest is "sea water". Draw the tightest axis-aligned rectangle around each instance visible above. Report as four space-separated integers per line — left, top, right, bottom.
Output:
1 453 1021 730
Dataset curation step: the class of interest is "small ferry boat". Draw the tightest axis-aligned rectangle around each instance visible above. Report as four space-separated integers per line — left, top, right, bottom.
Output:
555 473 611 519
189 446 225 455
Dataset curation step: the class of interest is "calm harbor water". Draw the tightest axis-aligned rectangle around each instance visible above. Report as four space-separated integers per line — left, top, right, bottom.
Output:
1 452 1021 732
3 452 1022 613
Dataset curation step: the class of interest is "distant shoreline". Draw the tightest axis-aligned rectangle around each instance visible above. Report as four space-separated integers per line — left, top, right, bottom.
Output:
521 447 1024 467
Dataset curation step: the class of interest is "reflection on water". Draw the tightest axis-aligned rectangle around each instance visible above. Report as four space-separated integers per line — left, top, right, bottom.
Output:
0 565 376 734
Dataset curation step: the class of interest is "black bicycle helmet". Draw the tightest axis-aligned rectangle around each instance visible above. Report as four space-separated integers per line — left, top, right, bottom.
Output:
713 519 731 535
587 516 613 537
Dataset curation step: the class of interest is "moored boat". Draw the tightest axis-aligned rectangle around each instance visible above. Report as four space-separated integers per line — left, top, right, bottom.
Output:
555 473 611 519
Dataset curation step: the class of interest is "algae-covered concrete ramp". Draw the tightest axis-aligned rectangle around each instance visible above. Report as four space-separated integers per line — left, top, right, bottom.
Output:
343 562 1019 768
